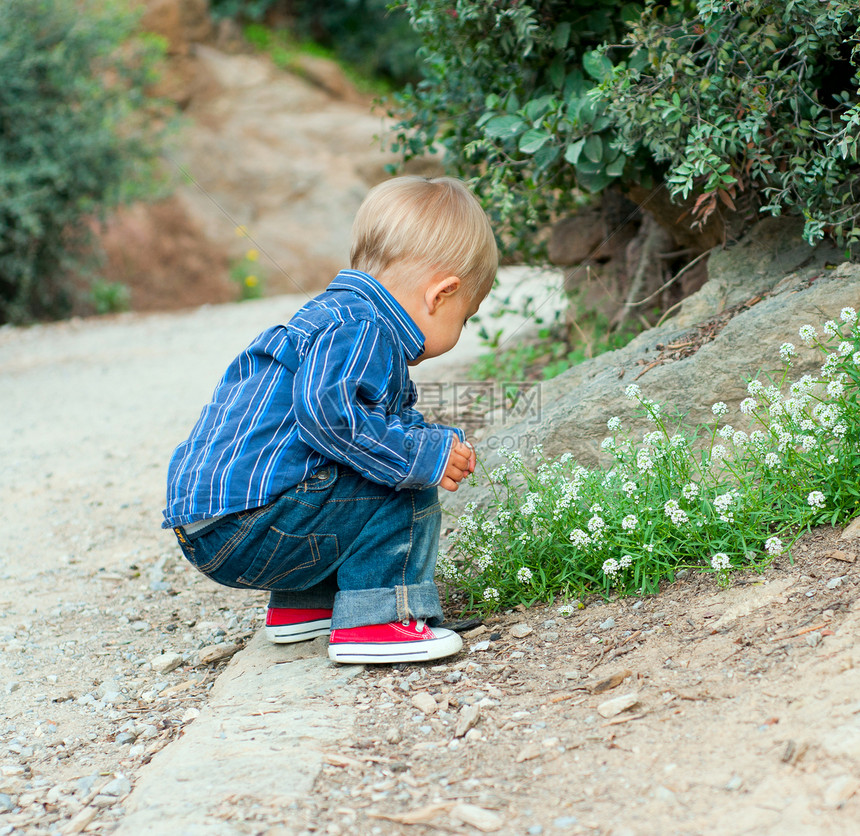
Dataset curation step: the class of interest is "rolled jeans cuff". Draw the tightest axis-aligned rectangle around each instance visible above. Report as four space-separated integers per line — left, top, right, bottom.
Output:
268 585 337 610
331 581 443 630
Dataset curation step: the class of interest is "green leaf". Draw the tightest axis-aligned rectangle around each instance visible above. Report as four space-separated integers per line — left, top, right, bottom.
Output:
583 50 612 82
564 137 586 165
584 133 603 163
519 129 551 154
484 115 526 139
606 153 626 178
552 22 571 50
523 95 555 123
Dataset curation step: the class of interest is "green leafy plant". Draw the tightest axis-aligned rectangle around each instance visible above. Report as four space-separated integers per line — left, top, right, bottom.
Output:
443 306 860 613
604 0 860 249
89 280 131 315
387 0 644 259
230 247 266 301
471 310 643 383
211 1 421 85
387 0 860 255
0 0 166 324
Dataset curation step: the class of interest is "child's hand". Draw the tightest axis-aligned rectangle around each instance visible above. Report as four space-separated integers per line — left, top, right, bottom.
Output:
440 439 475 492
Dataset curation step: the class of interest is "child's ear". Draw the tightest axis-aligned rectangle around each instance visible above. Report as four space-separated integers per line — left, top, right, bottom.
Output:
426 275 461 314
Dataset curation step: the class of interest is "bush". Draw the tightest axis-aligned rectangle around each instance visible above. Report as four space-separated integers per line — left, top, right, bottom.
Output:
386 0 860 256
606 0 860 249
210 0 422 85
387 0 643 259
0 0 164 324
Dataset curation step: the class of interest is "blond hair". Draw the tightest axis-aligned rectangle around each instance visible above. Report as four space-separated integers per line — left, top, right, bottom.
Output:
350 176 498 301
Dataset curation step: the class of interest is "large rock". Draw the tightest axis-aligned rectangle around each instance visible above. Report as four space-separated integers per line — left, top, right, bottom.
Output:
169 45 434 295
443 257 860 520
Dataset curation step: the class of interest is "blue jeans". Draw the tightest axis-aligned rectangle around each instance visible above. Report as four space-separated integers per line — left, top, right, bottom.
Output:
172 465 444 630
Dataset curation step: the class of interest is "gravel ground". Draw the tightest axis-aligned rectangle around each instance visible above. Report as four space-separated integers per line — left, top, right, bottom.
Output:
1 300 858 835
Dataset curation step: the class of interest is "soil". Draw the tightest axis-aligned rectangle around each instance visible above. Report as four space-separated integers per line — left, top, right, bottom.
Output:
0 305 858 835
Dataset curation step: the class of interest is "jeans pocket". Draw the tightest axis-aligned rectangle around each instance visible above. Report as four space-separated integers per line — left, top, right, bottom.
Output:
236 527 339 590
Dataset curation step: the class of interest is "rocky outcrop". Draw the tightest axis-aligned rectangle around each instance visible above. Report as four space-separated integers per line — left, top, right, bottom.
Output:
443 228 859 518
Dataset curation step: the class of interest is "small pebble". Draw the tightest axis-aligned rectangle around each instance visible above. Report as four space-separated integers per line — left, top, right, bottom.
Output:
599 617 616 630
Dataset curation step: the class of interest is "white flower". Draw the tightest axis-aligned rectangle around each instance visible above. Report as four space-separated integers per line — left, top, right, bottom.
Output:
732 430 749 447
569 528 590 548
750 430 767 447
833 422 847 438
622 480 638 496
625 384 641 400
664 499 689 526
838 341 853 357
740 397 758 415
778 342 797 362
711 553 731 571
682 482 700 500
476 550 494 571
793 375 818 395
826 380 845 398
620 554 633 569
747 379 765 396
711 444 728 461
799 324 817 346
483 587 500 603
489 465 510 481
714 491 735 522
607 416 622 432
821 355 840 378
602 558 620 577
764 536 782 556
799 435 816 451
827 455 838 465
636 449 654 473
854 352 860 366
718 424 734 440
669 434 686 449
557 603 575 617
516 566 533 584
601 437 616 451
807 491 825 509
840 306 857 324
823 320 839 337
765 452 780 468
712 401 728 417
622 514 638 531
587 515 606 536
520 492 540 517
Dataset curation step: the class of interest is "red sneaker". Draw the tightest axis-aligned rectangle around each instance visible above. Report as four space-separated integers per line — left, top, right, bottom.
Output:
265 607 333 644
328 619 463 664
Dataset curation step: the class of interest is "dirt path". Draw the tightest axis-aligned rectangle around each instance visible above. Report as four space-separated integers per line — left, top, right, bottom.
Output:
0 292 858 835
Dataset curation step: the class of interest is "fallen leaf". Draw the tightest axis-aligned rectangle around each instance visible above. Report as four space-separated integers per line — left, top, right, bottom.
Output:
826 549 857 563
597 692 639 719
589 669 632 694
368 802 454 825
515 742 542 763
451 803 504 832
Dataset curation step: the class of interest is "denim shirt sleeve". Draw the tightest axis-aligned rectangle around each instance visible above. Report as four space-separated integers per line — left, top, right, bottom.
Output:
292 319 456 488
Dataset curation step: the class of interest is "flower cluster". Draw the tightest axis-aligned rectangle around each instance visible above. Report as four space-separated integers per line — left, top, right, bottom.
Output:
446 308 859 612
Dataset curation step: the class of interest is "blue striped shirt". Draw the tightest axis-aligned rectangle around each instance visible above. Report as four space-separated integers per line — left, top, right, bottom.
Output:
162 270 462 528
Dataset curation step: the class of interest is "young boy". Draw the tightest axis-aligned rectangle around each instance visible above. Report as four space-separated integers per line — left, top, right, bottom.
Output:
162 176 497 664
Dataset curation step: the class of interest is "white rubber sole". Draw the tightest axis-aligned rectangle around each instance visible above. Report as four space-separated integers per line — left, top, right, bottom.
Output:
328 631 463 664
265 618 332 644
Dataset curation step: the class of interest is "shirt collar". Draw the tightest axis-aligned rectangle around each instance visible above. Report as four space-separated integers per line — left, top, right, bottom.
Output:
328 269 425 362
